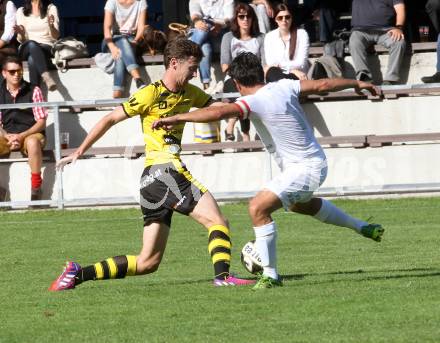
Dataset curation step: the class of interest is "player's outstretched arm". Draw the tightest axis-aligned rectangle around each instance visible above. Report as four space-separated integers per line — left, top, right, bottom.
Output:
57 107 127 170
299 79 380 97
152 103 241 131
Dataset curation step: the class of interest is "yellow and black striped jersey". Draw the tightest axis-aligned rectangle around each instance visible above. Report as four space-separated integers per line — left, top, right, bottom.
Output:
122 80 211 166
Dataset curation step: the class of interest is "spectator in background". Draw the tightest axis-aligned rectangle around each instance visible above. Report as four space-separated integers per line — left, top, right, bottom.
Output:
349 0 406 85
0 56 48 201
189 0 234 90
242 0 274 34
315 0 351 43
0 0 17 66
221 3 265 142
103 0 147 99
421 0 440 83
264 3 310 82
14 0 59 91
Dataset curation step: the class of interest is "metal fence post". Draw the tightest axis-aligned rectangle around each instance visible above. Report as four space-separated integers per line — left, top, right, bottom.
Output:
52 105 64 209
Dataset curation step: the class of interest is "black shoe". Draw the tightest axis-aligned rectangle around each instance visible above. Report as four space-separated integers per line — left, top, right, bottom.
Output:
135 78 146 88
382 80 399 86
421 72 440 83
359 72 373 83
31 187 42 201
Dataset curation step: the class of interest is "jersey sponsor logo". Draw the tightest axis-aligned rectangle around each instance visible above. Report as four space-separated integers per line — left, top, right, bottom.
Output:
173 195 187 209
140 168 163 188
163 134 179 145
128 96 139 108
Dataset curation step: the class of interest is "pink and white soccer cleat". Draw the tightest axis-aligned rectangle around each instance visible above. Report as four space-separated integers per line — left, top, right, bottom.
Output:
213 275 256 287
48 261 81 291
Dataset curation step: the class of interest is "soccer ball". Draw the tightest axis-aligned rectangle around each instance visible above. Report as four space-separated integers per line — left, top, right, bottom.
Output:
240 240 263 274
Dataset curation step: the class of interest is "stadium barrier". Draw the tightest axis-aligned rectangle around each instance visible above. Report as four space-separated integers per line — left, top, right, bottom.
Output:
2 80 440 209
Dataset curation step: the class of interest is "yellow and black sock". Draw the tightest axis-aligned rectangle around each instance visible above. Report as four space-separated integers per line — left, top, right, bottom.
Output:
75 255 137 284
208 225 231 280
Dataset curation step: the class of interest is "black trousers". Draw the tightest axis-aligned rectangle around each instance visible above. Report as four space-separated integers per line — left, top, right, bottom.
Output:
18 40 53 85
426 0 440 33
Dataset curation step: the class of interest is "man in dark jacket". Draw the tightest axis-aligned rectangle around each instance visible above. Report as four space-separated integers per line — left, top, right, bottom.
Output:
0 55 48 201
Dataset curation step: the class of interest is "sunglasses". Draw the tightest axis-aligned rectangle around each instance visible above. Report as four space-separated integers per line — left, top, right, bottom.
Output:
275 15 292 21
5 69 23 75
237 14 251 20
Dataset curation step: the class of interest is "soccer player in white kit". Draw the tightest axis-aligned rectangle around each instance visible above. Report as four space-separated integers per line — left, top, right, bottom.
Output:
152 52 384 290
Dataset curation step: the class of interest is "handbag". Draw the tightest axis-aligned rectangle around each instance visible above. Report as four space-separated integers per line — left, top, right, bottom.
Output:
94 52 115 74
167 22 189 41
51 37 89 72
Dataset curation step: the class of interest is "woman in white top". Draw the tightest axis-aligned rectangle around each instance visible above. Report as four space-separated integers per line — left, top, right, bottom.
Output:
264 3 310 82
0 0 17 64
220 3 265 142
14 0 59 91
103 0 147 98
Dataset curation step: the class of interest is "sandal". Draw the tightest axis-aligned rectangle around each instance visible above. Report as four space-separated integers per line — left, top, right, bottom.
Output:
224 129 235 141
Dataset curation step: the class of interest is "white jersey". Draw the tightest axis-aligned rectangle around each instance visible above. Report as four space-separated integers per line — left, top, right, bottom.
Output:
235 79 326 168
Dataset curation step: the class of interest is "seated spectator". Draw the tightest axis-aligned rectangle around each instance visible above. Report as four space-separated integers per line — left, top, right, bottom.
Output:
221 3 265 142
242 0 274 34
188 0 234 90
315 0 351 43
0 56 48 201
14 0 59 91
349 0 406 85
0 0 18 66
103 0 147 99
264 3 310 82
421 0 440 83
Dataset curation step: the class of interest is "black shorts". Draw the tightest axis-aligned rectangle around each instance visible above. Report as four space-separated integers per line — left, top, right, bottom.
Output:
139 161 207 227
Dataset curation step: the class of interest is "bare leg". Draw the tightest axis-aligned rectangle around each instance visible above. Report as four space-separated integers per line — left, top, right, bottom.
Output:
25 136 43 174
113 90 123 98
189 191 228 228
136 222 170 274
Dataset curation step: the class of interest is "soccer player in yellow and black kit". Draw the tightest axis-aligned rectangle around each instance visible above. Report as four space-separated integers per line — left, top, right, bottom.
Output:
49 38 255 291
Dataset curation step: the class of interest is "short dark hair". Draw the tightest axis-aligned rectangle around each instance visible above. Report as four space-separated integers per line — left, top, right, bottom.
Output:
2 55 22 70
228 52 264 87
163 38 203 68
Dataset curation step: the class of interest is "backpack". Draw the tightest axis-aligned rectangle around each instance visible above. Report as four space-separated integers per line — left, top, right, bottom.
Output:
51 37 89 72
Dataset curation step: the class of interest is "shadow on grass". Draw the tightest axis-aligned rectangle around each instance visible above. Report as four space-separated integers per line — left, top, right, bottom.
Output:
282 267 440 285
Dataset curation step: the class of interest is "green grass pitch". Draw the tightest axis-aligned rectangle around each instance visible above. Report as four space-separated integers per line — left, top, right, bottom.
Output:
1 197 440 343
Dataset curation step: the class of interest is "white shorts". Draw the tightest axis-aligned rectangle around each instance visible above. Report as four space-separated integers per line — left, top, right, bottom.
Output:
265 159 328 210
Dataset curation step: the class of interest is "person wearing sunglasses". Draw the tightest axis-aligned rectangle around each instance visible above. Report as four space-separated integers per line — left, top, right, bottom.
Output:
0 56 48 202
264 3 310 82
220 3 265 142
241 0 273 34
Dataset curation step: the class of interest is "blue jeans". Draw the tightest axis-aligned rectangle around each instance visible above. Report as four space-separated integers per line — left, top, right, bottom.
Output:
102 35 139 91
189 28 212 84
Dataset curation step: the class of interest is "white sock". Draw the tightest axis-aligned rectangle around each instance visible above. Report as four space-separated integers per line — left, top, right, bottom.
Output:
253 221 278 279
314 199 367 233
